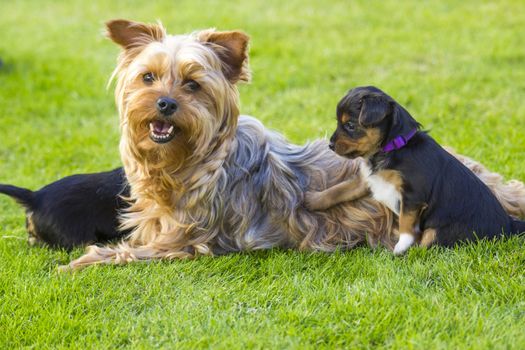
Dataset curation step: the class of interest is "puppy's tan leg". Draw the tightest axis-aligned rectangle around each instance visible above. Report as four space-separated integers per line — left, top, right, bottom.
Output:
419 228 437 247
393 208 420 255
25 213 42 246
304 175 369 211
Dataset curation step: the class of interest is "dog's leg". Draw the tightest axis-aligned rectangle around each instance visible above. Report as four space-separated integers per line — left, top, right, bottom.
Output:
304 175 369 211
60 238 212 271
419 228 437 247
393 208 420 255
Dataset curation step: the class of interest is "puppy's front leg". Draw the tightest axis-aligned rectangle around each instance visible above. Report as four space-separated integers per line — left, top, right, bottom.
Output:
393 207 420 255
304 175 369 211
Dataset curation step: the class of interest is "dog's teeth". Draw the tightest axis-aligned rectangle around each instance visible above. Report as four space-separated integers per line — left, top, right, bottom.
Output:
149 123 154 132
168 125 174 134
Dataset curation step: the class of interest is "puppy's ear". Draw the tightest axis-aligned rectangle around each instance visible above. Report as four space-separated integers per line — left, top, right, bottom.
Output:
199 30 251 83
386 103 421 141
358 96 392 127
105 19 165 49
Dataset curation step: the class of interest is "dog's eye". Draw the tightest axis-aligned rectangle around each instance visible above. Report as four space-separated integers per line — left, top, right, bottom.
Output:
344 122 357 132
184 80 201 92
142 72 155 84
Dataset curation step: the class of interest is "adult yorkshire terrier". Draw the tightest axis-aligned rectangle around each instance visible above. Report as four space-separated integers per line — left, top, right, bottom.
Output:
64 20 525 270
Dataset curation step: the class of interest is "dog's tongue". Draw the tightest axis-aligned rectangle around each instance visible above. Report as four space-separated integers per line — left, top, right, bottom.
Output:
152 120 171 134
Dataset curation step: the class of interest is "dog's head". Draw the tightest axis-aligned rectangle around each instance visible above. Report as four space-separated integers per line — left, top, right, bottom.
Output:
106 19 250 171
329 86 420 159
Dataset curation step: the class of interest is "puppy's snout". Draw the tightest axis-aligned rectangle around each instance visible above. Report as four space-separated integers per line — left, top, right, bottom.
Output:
156 97 178 116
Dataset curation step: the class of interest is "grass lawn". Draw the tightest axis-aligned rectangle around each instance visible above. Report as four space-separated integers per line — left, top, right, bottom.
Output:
1 0 525 348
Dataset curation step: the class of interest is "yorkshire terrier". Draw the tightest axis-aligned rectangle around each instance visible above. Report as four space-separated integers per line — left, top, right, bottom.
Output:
63 20 525 270
306 86 525 254
0 168 130 249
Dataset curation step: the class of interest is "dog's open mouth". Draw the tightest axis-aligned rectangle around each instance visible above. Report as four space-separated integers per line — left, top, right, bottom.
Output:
149 120 178 144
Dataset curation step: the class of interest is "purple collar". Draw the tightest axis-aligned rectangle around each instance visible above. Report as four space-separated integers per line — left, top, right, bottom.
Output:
382 129 418 153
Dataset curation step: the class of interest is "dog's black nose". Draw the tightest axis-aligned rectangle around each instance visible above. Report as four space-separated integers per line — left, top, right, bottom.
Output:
329 142 335 151
156 97 178 116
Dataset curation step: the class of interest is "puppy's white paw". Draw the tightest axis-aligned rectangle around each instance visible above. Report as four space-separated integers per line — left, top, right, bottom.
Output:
393 233 415 255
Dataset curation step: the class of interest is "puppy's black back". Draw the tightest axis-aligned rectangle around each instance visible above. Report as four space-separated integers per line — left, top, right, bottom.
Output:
390 133 522 245
0 168 130 249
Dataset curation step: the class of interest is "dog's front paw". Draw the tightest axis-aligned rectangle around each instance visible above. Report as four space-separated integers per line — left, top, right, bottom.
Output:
304 191 331 211
393 233 415 255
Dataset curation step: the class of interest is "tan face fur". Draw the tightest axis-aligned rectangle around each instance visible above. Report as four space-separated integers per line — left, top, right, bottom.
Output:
106 20 250 174
331 113 383 158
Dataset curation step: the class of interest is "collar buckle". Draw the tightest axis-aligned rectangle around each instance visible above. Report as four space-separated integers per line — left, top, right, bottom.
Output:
392 136 407 149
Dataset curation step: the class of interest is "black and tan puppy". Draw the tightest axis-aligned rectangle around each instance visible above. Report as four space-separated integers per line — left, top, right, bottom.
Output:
0 168 130 249
307 86 525 254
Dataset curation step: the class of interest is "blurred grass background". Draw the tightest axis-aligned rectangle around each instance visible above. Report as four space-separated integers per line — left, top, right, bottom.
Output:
1 1 524 349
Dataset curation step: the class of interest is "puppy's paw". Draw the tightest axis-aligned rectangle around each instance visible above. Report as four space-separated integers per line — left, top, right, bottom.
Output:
393 233 415 255
304 191 331 211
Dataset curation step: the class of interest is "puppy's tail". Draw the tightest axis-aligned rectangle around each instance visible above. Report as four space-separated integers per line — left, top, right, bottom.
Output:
511 219 525 236
0 184 35 209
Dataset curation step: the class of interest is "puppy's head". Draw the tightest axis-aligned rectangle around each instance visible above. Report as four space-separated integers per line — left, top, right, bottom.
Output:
329 86 420 159
106 19 250 171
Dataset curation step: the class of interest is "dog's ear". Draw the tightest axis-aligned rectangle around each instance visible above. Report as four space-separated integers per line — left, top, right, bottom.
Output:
105 19 165 49
199 30 251 83
386 103 421 141
358 96 392 127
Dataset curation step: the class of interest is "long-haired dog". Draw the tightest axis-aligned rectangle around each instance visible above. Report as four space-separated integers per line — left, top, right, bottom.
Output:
305 86 525 254
63 20 525 270
0 168 129 249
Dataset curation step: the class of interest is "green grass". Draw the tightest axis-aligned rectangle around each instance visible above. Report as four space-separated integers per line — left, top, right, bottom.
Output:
1 0 524 348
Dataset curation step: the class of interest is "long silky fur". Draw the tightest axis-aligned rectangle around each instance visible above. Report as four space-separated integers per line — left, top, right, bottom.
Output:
63 22 525 270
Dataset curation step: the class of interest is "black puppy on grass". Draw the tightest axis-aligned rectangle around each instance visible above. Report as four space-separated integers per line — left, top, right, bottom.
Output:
0 168 130 249
306 86 525 254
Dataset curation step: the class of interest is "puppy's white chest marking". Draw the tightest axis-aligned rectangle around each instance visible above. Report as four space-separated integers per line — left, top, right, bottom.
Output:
360 163 401 216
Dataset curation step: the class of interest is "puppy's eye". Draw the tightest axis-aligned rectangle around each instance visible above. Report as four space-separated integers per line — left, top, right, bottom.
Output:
142 72 155 84
184 80 201 92
344 122 357 132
